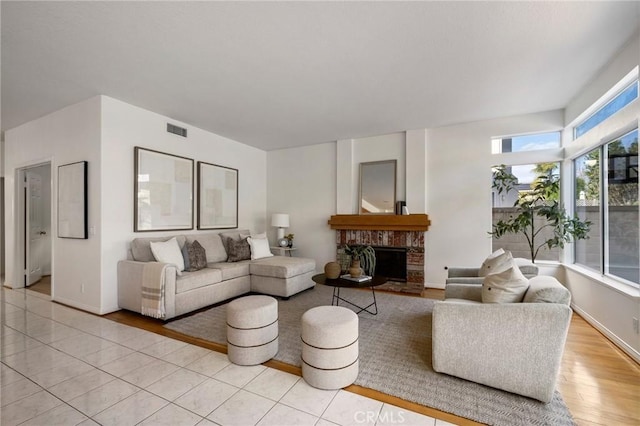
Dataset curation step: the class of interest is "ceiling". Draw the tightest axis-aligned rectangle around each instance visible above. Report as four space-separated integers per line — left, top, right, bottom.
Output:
2 1 638 151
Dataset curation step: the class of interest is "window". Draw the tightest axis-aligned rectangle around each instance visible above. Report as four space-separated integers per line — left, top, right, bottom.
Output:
574 129 639 285
574 81 638 139
492 162 562 261
491 131 561 154
574 149 601 271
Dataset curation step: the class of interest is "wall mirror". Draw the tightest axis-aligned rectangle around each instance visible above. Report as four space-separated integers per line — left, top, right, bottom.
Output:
359 160 396 214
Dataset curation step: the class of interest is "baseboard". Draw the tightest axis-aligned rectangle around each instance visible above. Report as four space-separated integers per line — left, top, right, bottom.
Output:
52 295 103 316
571 303 640 364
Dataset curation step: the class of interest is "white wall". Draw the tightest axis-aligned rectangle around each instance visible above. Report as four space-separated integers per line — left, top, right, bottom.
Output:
267 143 336 270
352 132 406 213
269 132 406 273
425 110 565 287
4 96 102 312
561 30 640 362
335 132 406 215
0 176 4 278
565 267 640 362
565 30 639 126
4 95 267 314
406 129 427 214
100 96 267 313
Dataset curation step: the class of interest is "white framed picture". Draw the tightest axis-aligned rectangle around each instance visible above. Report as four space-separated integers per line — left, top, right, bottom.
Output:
197 161 238 229
134 147 194 232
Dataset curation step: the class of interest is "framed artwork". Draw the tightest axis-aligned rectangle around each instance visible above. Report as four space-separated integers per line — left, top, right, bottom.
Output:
197 161 238 229
58 161 88 239
134 147 194 232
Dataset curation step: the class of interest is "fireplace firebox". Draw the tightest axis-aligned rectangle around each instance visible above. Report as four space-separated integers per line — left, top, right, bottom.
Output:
373 246 407 282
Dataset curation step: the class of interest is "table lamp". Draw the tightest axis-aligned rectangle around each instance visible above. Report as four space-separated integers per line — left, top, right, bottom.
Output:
271 213 290 240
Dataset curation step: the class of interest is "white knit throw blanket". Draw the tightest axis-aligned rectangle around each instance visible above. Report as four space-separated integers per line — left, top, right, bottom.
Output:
141 262 167 319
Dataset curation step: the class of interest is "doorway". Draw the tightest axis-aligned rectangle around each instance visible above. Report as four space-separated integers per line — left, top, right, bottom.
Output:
18 163 52 295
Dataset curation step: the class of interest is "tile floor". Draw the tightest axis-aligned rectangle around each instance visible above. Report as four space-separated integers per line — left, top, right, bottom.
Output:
1 288 457 426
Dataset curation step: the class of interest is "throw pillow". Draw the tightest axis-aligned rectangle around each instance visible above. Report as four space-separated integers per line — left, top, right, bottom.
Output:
479 249 512 277
186 240 207 271
149 237 185 273
481 259 529 303
247 236 274 260
181 243 191 271
227 237 251 262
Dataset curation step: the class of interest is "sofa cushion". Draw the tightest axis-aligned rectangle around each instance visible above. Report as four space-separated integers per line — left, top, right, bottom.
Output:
131 235 186 262
514 258 539 277
149 237 185 272
479 249 512 277
227 237 251 262
248 236 274 260
240 232 267 240
250 256 316 279
186 240 207 272
481 259 529 303
523 276 571 305
186 233 227 263
208 261 251 281
176 268 223 294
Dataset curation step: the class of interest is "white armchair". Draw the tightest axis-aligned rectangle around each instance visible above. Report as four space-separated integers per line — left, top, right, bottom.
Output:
446 257 539 285
432 276 572 403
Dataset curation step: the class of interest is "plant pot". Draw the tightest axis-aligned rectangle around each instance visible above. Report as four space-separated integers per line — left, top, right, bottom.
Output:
349 259 362 278
324 262 341 279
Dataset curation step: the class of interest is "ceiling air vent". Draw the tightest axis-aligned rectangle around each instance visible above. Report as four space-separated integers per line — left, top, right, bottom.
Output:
167 123 187 138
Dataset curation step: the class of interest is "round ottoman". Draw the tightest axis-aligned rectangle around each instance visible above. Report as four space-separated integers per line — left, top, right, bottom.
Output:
226 295 278 365
301 306 359 390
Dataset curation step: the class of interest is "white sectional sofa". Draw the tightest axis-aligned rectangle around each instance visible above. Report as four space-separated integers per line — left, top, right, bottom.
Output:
117 229 316 320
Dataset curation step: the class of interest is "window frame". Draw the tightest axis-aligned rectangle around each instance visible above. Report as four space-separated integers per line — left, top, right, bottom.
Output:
571 127 639 288
574 81 638 139
491 131 562 154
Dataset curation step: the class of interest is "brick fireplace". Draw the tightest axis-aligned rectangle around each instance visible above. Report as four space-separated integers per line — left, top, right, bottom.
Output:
328 214 430 294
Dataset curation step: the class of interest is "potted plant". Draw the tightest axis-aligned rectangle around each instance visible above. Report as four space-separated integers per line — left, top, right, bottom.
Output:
344 244 376 277
490 164 591 263
284 233 294 248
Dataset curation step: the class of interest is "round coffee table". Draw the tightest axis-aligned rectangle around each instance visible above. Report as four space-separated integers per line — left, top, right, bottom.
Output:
311 273 388 315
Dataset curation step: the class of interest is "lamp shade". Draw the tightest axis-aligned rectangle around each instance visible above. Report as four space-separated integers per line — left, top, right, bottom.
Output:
271 213 290 228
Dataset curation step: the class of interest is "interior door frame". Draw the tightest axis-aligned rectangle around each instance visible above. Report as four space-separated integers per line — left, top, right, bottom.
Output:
13 161 53 293
26 169 44 285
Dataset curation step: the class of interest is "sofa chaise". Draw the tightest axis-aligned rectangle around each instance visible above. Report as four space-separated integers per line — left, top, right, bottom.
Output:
117 229 316 320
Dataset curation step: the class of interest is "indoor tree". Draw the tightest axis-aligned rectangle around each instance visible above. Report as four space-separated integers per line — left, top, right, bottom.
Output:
490 164 591 263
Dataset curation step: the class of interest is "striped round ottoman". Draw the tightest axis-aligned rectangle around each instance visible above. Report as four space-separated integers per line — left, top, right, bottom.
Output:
301 306 359 390
226 295 278 365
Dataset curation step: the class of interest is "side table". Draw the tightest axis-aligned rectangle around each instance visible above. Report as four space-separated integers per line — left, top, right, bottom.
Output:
270 247 297 257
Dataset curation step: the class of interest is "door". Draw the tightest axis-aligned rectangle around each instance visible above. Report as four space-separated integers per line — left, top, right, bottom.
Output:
25 170 45 285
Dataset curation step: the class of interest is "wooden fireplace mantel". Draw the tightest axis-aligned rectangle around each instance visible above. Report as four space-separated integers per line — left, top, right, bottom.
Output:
328 214 430 231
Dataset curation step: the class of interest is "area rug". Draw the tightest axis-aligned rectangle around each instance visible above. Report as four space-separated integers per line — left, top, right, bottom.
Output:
165 285 575 426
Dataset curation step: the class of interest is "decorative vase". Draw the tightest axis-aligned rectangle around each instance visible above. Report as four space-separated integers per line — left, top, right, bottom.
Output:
349 259 362 278
324 262 341 279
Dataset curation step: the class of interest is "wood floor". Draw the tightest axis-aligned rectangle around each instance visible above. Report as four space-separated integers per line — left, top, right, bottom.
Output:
104 288 640 426
26 275 51 296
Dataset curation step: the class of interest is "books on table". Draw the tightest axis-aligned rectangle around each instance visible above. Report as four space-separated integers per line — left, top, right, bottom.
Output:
340 274 372 282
